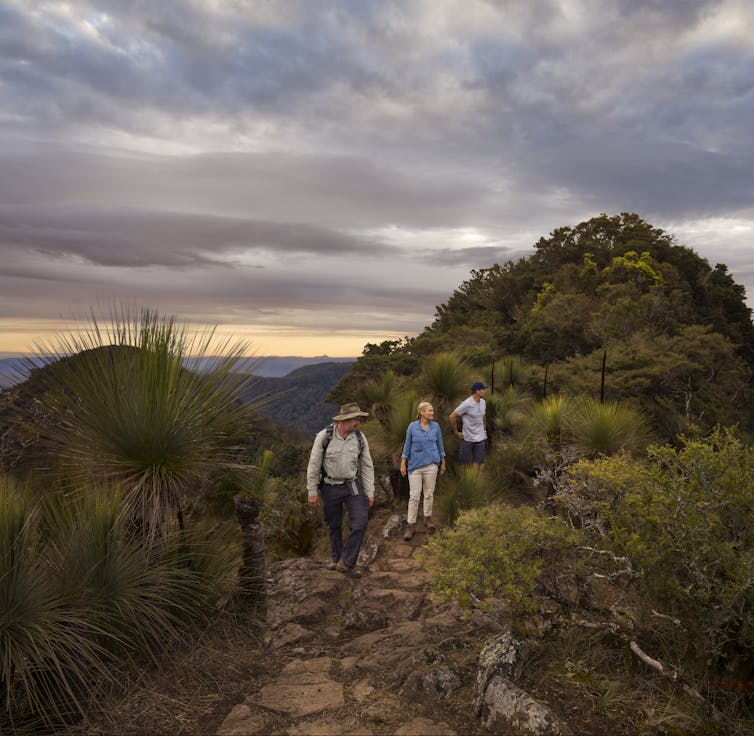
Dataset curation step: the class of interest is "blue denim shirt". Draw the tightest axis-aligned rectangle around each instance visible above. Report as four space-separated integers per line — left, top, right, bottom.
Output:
401 420 446 473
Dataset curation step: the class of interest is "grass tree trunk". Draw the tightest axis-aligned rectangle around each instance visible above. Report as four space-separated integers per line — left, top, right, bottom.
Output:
234 495 267 603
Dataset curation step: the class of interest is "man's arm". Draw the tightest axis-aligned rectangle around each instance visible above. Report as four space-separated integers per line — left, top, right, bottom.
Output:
359 435 376 506
449 410 462 439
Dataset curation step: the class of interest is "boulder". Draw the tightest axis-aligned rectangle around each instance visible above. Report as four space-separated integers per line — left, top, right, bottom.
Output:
477 677 572 736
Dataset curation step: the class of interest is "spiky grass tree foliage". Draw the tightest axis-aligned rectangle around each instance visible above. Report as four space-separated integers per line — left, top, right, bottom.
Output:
33 308 254 542
568 397 650 456
368 390 420 467
1 481 238 730
524 395 573 447
419 352 469 416
0 481 111 729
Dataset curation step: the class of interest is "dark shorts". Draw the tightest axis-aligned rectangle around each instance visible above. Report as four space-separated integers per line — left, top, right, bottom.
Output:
459 439 486 464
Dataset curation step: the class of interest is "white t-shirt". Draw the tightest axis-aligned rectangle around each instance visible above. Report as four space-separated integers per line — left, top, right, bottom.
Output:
453 395 487 442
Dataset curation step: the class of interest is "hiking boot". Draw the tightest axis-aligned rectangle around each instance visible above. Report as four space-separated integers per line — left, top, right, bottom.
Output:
403 523 416 541
335 560 362 579
424 516 436 534
327 561 338 570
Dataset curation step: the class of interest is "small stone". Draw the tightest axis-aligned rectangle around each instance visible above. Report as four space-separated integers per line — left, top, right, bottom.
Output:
350 679 375 702
216 703 267 736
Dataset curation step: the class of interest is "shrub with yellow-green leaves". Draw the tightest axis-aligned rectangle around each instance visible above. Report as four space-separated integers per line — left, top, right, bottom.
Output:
419 503 580 613
554 427 754 680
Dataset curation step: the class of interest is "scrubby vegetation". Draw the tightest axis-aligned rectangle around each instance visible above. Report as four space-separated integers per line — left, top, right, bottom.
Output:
2 213 754 733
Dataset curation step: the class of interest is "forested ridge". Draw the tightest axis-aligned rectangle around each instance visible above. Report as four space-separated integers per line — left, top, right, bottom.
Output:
334 212 754 441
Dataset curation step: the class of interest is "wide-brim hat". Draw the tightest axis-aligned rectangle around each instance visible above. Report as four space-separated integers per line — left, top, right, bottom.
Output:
332 402 369 421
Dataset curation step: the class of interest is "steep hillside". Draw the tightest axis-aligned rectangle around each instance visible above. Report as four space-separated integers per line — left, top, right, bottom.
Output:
240 361 354 436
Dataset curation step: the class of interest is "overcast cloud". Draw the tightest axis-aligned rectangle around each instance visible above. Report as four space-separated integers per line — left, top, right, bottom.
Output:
1 0 753 355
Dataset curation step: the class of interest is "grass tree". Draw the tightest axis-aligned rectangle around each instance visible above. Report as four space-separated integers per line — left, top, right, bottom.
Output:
524 395 573 449
0 480 111 729
568 397 650 456
419 352 469 417
32 308 256 545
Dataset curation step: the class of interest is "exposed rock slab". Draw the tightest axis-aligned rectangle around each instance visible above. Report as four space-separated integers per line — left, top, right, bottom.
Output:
256 656 344 718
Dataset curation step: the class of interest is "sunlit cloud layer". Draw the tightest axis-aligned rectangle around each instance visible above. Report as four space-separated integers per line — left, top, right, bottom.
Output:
1 0 753 355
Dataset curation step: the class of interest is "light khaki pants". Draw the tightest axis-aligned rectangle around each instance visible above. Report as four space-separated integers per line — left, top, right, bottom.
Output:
407 463 439 524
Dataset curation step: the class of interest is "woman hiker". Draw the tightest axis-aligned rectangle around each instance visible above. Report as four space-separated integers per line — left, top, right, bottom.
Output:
400 401 446 540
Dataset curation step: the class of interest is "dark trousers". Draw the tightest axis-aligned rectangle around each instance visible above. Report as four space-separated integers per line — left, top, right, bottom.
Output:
321 482 369 569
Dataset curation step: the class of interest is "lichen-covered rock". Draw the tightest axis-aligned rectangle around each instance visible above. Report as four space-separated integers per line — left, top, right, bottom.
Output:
342 605 388 632
477 677 572 736
474 630 530 715
401 664 462 700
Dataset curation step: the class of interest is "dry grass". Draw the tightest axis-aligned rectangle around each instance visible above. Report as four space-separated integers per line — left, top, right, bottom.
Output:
66 609 267 736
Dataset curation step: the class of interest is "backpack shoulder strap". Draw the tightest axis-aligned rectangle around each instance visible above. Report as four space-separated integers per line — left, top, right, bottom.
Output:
320 424 334 479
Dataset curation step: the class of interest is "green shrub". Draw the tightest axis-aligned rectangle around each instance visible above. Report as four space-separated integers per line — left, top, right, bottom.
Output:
555 427 754 679
419 503 579 613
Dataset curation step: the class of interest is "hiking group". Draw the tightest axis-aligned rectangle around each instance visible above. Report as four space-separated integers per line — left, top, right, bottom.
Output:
306 381 488 575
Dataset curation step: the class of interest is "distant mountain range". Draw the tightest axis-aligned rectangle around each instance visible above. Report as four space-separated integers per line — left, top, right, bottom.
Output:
0 355 354 436
0 355 354 388
239 361 355 436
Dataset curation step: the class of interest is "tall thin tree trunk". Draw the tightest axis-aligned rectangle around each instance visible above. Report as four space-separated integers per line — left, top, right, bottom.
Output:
234 495 267 604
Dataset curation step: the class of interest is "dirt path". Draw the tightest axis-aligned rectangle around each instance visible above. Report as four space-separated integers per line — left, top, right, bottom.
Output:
214 511 500 736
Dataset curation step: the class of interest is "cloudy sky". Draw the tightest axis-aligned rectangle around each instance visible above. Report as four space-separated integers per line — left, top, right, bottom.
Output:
1 0 753 357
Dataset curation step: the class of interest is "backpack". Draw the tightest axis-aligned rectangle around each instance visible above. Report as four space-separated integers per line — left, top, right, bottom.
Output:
319 423 366 486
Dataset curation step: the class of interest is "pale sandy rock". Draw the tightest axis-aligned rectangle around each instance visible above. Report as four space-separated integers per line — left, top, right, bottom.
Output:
216 703 267 736
339 655 359 673
365 570 429 591
257 679 344 718
342 621 423 655
355 647 415 672
270 623 315 650
350 679 375 702
394 716 456 735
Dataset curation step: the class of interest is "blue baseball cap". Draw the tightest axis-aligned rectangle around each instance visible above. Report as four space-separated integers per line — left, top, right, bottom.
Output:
470 381 488 392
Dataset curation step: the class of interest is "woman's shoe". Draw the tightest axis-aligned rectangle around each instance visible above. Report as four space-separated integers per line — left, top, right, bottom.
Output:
403 523 416 541
424 516 436 534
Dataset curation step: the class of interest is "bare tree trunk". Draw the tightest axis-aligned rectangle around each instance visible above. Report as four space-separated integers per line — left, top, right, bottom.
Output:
234 495 267 604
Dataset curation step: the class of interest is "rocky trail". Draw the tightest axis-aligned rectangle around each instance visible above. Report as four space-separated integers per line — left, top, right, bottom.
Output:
214 510 573 736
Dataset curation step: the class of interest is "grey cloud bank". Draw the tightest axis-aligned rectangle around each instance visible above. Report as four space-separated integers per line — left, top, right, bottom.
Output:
1 0 753 354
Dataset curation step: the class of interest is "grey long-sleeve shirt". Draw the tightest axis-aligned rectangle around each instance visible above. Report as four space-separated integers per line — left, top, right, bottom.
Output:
306 426 375 500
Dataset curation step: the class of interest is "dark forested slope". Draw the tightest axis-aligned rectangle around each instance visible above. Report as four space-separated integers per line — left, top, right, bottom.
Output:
240 361 353 436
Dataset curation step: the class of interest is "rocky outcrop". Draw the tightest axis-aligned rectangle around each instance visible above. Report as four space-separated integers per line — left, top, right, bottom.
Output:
473 633 572 736
215 509 569 736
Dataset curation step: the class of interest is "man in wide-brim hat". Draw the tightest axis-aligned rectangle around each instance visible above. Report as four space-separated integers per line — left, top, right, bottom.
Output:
307 402 375 578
